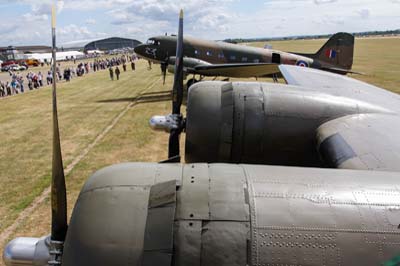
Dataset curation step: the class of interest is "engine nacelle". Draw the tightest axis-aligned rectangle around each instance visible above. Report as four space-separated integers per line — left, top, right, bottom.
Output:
185 81 385 166
5 163 400 266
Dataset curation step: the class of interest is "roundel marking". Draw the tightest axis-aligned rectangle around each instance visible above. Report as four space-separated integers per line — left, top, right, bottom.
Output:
296 60 309 67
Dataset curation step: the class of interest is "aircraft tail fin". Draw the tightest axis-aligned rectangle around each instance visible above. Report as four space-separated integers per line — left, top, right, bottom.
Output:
313 32 355 70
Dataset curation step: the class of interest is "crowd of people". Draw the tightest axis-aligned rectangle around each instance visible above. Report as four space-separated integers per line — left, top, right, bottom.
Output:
0 54 138 98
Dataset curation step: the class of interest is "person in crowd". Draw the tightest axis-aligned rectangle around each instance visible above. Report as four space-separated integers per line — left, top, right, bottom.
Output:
47 71 53 85
0 81 5 97
115 66 121 80
6 82 11 96
38 72 43 87
109 67 114 81
11 79 17 94
18 76 24 93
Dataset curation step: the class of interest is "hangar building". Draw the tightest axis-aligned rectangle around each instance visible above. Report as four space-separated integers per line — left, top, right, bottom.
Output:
84 37 142 52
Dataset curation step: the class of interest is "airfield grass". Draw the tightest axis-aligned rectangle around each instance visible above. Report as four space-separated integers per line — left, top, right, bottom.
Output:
0 37 399 263
0 60 171 246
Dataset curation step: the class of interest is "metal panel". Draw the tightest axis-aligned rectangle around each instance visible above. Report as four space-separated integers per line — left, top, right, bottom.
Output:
201 222 249 266
143 180 176 266
154 164 183 186
176 164 210 220
148 180 176 209
209 164 249 221
243 164 400 266
143 206 175 251
173 221 202 266
231 86 245 162
63 186 150 266
218 83 234 161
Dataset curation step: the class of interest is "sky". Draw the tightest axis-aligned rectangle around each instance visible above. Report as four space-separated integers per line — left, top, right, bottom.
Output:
0 0 399 47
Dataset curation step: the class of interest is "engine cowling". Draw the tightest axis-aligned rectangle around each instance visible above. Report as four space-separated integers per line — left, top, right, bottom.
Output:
185 81 386 166
60 163 400 266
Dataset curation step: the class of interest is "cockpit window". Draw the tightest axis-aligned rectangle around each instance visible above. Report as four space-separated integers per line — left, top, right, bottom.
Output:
146 39 160 45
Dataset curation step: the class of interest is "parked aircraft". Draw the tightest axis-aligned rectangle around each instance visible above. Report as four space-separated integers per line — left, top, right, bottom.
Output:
134 30 355 86
4 9 400 266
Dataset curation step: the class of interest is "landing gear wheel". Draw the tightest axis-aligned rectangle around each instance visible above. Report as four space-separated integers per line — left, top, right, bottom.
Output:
186 78 198 90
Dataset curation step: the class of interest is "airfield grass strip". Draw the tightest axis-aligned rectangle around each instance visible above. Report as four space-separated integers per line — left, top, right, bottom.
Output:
0 76 161 247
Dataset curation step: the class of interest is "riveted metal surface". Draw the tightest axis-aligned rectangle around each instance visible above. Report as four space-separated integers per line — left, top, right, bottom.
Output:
142 180 176 266
147 180 176 209
234 84 266 163
80 163 159 193
173 221 202 266
154 163 183 186
217 83 234 161
209 164 249 221
63 186 150 266
185 82 223 163
201 222 249 266
176 164 210 220
242 164 400 266
143 205 175 250
63 163 182 266
142 252 172 266
230 85 245 162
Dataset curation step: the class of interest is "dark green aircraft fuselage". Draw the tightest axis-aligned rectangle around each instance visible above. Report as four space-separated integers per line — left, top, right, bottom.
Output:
134 34 354 75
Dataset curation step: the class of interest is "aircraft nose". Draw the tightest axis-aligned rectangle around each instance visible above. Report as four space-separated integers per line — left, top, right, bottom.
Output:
134 44 146 56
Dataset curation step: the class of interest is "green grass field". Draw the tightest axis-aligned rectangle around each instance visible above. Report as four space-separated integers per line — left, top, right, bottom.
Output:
0 37 399 263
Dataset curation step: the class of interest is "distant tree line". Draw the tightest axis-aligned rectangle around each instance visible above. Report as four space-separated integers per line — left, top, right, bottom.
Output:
223 29 400 44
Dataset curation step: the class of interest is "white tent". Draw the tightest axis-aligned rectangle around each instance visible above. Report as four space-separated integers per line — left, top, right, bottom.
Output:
86 50 104 55
25 51 84 62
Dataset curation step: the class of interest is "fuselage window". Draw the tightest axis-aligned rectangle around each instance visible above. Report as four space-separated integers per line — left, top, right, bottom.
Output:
206 51 213 56
242 57 248 62
230 55 236 60
253 59 260 63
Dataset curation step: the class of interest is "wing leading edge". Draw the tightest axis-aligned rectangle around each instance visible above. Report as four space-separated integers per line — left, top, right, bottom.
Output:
316 114 400 172
277 65 400 172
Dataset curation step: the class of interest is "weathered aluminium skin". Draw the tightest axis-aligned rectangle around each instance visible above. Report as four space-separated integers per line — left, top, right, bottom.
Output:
185 65 400 171
134 33 355 77
58 162 400 266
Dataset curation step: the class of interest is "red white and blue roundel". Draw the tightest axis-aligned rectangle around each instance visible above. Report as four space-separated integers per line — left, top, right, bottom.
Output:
296 60 309 67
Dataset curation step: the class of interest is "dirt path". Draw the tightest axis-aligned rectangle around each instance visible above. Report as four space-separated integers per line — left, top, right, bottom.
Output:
0 76 161 247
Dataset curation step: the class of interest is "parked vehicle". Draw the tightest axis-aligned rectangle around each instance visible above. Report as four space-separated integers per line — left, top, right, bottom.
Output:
1 64 27 72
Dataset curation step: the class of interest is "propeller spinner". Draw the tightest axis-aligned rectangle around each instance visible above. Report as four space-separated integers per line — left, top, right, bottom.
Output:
150 9 185 162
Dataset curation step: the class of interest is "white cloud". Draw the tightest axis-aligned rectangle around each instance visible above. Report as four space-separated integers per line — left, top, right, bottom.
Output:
0 0 399 46
358 8 371 19
85 18 96 25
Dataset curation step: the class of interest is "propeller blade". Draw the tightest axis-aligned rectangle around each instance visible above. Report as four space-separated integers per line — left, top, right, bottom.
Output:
167 9 184 159
172 9 184 115
50 3 68 242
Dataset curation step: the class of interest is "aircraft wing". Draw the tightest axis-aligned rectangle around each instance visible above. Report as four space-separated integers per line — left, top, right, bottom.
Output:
278 65 400 172
192 63 280 77
316 114 400 172
279 64 367 88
